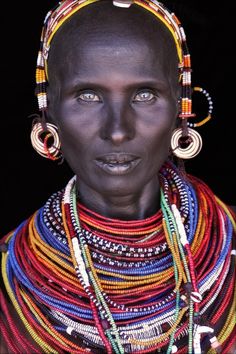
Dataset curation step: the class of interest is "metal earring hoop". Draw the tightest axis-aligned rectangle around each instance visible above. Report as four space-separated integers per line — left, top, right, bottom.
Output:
30 122 61 160
171 128 202 159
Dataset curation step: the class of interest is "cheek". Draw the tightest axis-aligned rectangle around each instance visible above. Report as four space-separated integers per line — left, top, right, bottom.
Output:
139 119 175 176
55 103 98 149
147 128 173 169
140 113 175 157
56 118 98 172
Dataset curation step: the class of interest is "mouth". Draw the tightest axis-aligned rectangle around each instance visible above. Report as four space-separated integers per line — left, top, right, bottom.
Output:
94 153 141 175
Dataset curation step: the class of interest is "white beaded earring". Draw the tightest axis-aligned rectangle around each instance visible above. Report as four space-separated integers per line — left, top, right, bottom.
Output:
171 127 202 159
31 122 61 161
172 87 213 159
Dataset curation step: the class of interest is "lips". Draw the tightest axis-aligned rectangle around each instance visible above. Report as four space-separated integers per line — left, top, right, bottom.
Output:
95 153 141 175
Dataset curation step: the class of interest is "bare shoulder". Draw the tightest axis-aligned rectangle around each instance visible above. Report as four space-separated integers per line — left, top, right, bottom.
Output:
228 341 236 354
0 290 41 353
229 205 236 213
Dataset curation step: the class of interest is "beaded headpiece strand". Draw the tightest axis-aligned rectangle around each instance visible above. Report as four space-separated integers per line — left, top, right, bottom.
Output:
34 0 213 160
36 0 186 113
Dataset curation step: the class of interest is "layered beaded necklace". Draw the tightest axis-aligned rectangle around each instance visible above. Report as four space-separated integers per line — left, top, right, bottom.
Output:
1 161 235 353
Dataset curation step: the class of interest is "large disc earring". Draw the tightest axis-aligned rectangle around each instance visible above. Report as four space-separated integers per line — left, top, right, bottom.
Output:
171 127 202 159
30 122 61 160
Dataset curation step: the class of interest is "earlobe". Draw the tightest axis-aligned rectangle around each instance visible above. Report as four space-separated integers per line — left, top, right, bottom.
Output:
170 127 202 159
176 98 181 117
46 88 55 124
46 83 61 124
174 97 181 126
177 98 181 109
174 116 180 129
45 105 55 125
30 120 62 161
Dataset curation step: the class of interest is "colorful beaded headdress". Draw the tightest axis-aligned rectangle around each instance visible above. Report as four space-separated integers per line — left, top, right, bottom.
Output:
36 0 212 134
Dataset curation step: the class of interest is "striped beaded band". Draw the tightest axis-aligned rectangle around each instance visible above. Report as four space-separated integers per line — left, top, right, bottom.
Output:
1 160 235 352
36 0 193 120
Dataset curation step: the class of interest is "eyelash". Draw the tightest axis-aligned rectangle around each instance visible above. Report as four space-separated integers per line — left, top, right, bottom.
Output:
76 89 158 103
77 91 100 103
133 89 157 102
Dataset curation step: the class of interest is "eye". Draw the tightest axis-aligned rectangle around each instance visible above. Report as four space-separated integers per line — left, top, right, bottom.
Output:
133 90 156 102
77 91 100 102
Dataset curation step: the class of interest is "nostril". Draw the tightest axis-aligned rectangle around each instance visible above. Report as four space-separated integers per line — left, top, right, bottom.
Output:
110 129 130 144
100 117 135 143
100 103 136 143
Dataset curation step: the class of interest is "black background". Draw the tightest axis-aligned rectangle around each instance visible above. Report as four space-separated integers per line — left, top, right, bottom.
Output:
1 1 236 236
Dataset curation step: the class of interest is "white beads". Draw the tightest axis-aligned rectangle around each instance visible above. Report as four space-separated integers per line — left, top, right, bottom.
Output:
66 326 74 335
30 122 61 159
72 237 90 286
172 345 178 353
171 127 203 159
113 0 133 8
190 291 202 303
171 204 188 245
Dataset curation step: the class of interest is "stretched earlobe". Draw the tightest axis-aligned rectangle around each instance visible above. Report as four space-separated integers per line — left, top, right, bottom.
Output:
172 87 213 159
171 127 202 159
30 116 62 161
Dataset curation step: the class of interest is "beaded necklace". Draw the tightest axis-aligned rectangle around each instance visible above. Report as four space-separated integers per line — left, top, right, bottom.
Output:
1 161 235 353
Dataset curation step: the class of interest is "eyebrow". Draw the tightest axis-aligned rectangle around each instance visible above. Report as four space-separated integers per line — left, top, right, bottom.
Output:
64 77 170 94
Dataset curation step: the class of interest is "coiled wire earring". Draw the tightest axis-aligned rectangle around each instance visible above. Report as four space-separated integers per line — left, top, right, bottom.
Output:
31 122 62 161
171 127 202 159
171 87 213 159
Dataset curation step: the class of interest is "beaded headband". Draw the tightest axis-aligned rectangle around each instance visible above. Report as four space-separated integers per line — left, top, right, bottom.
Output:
35 0 207 125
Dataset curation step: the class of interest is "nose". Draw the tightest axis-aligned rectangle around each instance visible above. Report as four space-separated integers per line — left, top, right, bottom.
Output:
100 100 135 145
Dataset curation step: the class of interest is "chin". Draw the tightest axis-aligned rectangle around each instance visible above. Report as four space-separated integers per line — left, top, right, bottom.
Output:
100 176 139 195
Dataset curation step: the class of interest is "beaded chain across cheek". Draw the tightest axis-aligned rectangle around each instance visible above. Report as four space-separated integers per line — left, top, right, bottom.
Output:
1 161 235 353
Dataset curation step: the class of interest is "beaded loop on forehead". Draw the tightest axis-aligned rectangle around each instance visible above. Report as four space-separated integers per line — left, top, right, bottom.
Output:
35 0 192 120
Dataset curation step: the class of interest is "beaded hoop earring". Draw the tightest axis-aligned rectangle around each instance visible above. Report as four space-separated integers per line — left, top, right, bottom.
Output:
187 87 213 128
35 1 213 162
171 127 202 159
172 87 213 159
31 122 61 161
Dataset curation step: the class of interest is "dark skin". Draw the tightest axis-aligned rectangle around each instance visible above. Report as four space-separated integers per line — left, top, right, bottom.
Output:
1 4 180 352
47 1 180 221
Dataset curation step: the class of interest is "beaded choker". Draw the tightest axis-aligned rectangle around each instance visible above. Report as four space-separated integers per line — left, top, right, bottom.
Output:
1 161 235 353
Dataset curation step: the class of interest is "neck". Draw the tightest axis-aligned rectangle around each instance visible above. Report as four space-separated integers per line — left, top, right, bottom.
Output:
77 176 160 220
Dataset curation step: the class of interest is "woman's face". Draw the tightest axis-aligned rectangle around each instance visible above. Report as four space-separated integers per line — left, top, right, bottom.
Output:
47 6 179 199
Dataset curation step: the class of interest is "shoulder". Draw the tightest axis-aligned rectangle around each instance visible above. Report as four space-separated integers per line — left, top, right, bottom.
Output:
1 188 64 241
0 286 42 353
229 205 236 213
187 174 236 217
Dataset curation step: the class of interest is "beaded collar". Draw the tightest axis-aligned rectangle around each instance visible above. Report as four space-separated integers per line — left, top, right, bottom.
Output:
1 161 235 353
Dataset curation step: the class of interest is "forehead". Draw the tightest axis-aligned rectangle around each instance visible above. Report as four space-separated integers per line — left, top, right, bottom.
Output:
53 1 171 36
47 1 178 83
60 44 170 91
48 1 176 57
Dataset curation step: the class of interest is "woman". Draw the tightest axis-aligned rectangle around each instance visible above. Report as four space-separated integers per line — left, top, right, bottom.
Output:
1 0 235 353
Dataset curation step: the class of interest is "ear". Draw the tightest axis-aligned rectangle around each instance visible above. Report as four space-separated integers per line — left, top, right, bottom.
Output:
46 85 56 124
174 116 181 129
174 82 181 117
174 95 181 129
